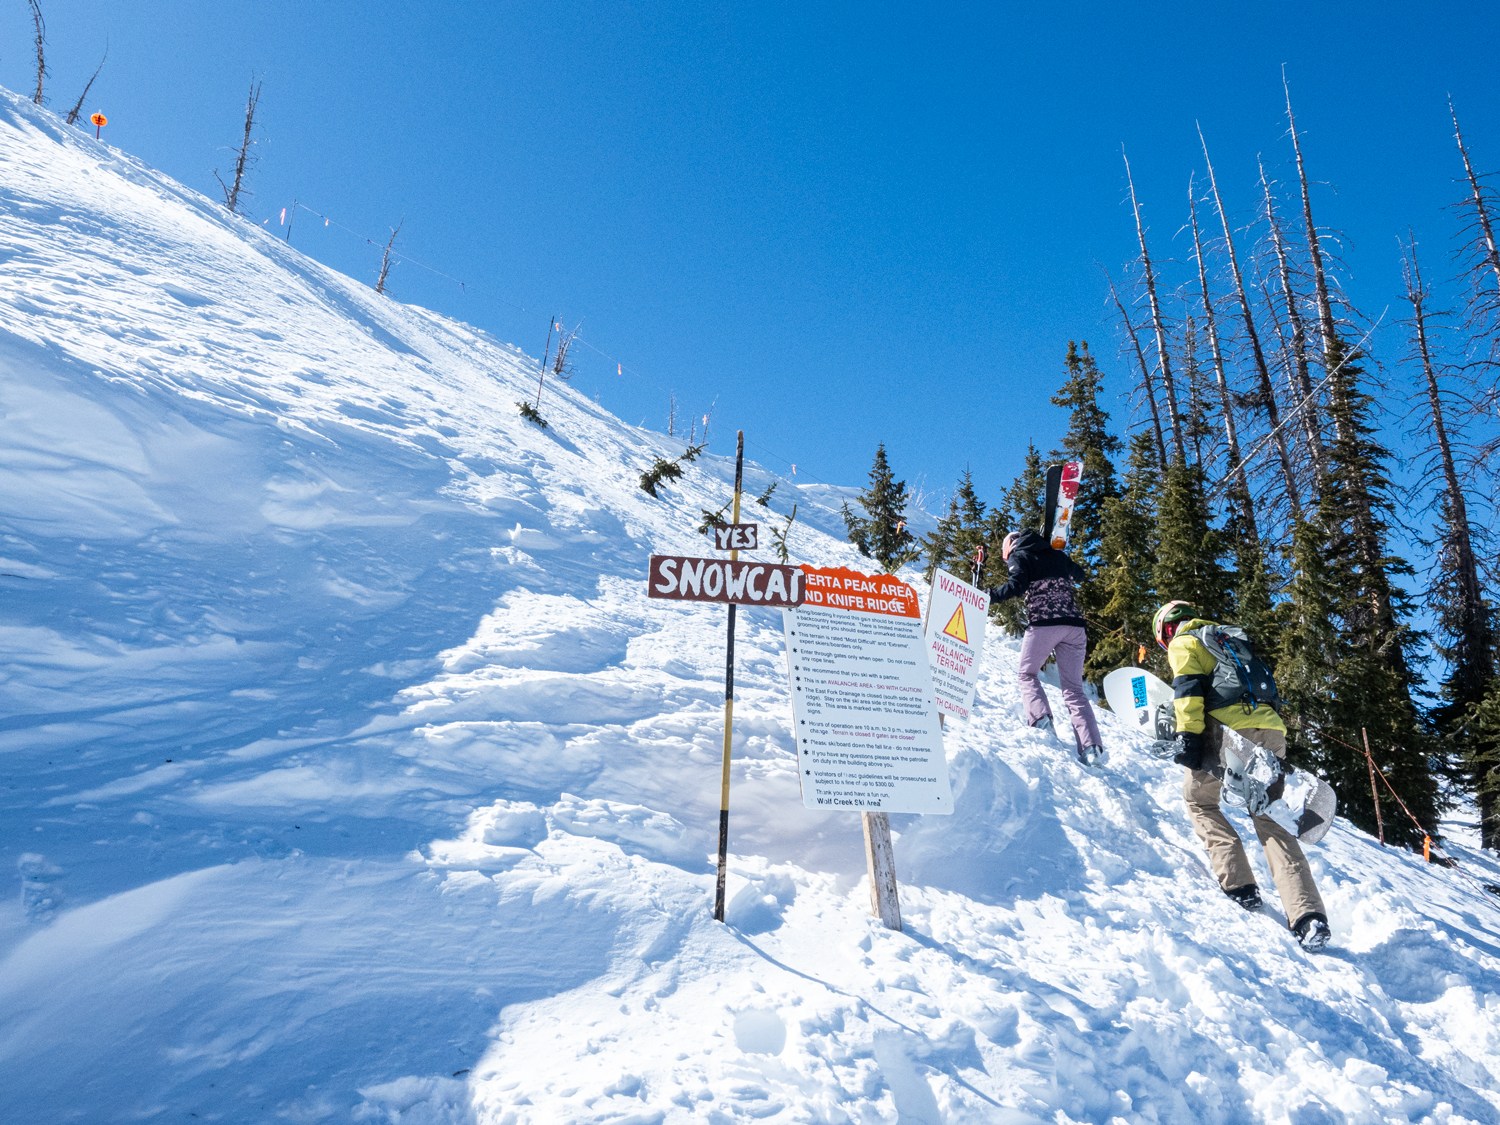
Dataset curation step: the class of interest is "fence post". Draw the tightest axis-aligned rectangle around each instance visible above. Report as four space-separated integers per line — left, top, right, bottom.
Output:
1362 727 1385 845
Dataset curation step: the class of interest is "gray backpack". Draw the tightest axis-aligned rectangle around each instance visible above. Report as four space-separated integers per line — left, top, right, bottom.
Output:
1185 624 1281 712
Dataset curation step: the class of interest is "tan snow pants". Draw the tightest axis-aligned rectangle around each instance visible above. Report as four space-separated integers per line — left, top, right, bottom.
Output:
1183 723 1326 926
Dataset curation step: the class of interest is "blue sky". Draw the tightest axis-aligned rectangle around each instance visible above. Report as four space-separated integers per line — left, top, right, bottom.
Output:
6 1 1499 512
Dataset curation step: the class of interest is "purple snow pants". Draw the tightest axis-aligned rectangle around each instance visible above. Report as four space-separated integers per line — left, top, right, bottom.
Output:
1018 623 1101 750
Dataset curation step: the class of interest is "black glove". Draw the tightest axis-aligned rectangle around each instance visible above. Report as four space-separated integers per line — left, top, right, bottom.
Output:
1171 731 1206 770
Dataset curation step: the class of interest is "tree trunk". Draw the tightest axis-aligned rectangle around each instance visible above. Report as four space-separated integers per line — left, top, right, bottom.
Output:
1259 158 1329 488
1404 241 1495 716
218 80 262 214
1453 105 1500 300
1198 125 1303 521
1285 76 1348 449
1285 83 1400 647
28 1 46 105
1106 271 1168 471
1451 102 1500 404
66 52 108 126
1188 173 1260 549
375 220 402 295
1124 149 1186 462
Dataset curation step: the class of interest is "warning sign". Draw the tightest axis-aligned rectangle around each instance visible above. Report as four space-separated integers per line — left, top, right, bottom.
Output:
783 566 951 815
925 570 989 719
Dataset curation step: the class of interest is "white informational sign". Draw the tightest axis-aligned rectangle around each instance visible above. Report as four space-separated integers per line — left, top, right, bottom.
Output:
782 566 952 815
925 570 989 720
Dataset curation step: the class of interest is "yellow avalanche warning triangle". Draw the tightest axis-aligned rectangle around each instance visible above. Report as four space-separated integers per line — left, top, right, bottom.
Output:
942 604 969 644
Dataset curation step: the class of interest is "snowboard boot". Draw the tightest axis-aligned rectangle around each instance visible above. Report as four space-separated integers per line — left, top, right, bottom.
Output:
1030 715 1054 735
1293 912 1331 952
1076 743 1107 767
1225 884 1263 912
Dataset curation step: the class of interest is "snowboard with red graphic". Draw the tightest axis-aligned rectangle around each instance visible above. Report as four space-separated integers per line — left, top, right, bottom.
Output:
1044 461 1083 550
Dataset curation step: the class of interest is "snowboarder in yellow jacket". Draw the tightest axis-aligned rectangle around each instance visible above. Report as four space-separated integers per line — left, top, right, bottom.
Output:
1151 600 1330 952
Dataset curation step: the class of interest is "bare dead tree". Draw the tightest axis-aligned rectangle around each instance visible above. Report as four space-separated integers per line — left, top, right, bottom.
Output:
1284 80 1405 647
65 46 109 126
533 320 579 409
375 220 403 295
1198 123 1304 521
1180 314 1214 468
1105 268 1168 469
1188 172 1260 548
1255 278 1322 513
1123 148 1186 461
1403 238 1498 843
551 323 577 382
1259 156 1329 487
1450 105 1500 491
1451 101 1500 366
28 0 47 104
1284 73 1349 446
1404 240 1490 668
215 79 263 214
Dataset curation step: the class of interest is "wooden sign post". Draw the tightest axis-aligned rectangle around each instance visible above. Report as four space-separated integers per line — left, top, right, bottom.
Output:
714 436 745 922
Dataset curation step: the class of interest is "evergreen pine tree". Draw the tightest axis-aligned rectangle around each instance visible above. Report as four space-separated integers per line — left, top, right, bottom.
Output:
1276 517 1345 749
989 445 1045 636
1403 240 1499 846
999 444 1047 537
980 506 1012 590
922 496 963 581
1432 489 1500 848
1430 489 1498 731
1277 337 1441 847
951 467 989 582
1051 342 1122 656
840 500 869 558
1151 456 1232 623
1464 678 1500 847
843 443 917 574
1091 431 1161 679
922 468 989 583
1232 550 1277 663
1219 467 1279 657
1050 341 1122 578
978 502 1019 631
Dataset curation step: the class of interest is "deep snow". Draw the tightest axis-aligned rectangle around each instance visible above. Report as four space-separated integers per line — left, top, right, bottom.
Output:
2 87 1499 1124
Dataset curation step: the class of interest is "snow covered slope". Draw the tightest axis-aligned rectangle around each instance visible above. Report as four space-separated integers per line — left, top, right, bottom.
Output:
2 86 1499 1124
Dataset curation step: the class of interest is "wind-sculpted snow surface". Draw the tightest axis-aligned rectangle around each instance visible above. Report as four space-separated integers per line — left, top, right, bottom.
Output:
2 86 1499 1123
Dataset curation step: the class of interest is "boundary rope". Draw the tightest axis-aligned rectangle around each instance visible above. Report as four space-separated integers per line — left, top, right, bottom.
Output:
272 200 854 497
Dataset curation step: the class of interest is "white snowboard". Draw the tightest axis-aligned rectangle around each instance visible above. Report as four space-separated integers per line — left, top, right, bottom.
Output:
1104 666 1337 845
1102 665 1175 735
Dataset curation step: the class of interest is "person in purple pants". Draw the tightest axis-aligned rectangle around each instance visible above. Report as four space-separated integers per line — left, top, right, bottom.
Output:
988 529 1105 765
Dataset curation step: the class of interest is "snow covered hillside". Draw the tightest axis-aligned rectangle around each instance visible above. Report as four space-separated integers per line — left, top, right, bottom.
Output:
3 86 1500 1124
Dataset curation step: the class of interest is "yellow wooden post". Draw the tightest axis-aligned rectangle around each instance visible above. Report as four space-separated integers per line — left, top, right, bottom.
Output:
713 431 745 921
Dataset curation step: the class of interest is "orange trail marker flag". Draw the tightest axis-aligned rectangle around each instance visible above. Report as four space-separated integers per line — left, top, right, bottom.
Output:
90 112 108 139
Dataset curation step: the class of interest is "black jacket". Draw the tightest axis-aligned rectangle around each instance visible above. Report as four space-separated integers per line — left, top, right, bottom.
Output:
989 529 1086 628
